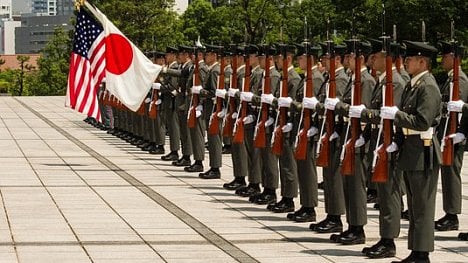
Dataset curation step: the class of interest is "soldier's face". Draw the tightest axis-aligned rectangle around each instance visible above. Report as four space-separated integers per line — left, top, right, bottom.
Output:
297 55 307 70
274 55 283 70
346 54 356 71
156 58 165 65
441 53 454 71
322 55 330 71
343 54 351 68
259 56 266 69
205 52 216 64
373 52 385 72
249 54 258 66
404 56 425 75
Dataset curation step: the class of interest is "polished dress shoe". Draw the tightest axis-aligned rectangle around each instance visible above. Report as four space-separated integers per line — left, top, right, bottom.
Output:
138 141 150 149
149 146 165 154
184 163 203 172
310 217 343 233
222 145 231 154
162 151 179 161
236 184 261 197
144 143 156 152
223 178 246 190
172 158 191 167
318 181 324 190
401 210 409 220
365 240 396 258
435 214 459 231
287 207 316 222
287 206 306 220
367 191 378 203
391 251 430 263
253 193 276 205
330 230 349 243
338 229 365 245
458 232 468 241
271 198 294 213
199 168 221 179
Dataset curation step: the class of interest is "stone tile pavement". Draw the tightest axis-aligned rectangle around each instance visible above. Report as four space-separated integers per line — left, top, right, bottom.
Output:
0 96 467 263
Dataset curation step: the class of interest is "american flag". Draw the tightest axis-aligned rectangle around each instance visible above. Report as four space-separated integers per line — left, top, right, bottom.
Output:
66 8 106 121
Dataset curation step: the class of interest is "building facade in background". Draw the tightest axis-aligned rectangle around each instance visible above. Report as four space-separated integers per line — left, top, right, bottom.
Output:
0 0 12 19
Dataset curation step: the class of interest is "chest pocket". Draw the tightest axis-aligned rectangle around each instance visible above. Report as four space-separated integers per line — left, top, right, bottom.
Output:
400 87 419 114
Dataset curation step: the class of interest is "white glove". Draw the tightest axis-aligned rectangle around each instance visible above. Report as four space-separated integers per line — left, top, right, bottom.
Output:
307 127 318 137
195 110 202 118
217 109 226 118
232 112 238 119
354 135 365 148
195 105 203 112
228 88 239 97
386 142 398 153
162 66 168 73
303 97 319 110
325 97 340 110
191 85 203 94
152 83 161 90
265 117 275 127
216 89 227 99
449 132 466 144
240 92 254 102
329 131 339 141
261 94 275 105
349 104 366 118
447 100 465 113
243 115 255 124
144 98 151 103
171 90 179 96
155 99 162 105
282 123 293 133
381 106 399 120
278 97 293 108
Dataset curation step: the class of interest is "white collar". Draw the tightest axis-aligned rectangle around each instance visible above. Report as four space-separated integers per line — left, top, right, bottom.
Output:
378 66 397 83
335 66 344 73
168 61 177 68
287 65 295 72
182 60 191 68
251 65 261 72
411 70 429 87
237 64 245 73
198 60 204 65
312 65 318 71
208 61 219 70
447 67 461 77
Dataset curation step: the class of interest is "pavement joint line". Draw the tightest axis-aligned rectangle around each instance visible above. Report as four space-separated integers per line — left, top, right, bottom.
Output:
15 98 260 263
0 181 20 262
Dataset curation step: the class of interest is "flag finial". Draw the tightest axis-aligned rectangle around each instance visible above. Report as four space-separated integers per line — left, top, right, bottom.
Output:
75 0 85 11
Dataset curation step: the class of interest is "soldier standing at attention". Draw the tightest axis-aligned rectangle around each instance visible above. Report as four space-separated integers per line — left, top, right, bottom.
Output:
380 41 440 263
435 41 468 232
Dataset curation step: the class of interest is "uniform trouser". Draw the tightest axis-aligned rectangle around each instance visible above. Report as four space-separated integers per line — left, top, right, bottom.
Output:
404 166 439 252
164 97 181 152
245 123 262 184
342 148 367 226
152 111 166 145
261 131 279 189
440 143 464 214
297 139 318 208
322 139 346 215
207 122 222 168
364 131 378 192
278 134 298 198
223 136 232 146
106 106 114 128
231 138 248 178
377 158 402 239
189 116 206 161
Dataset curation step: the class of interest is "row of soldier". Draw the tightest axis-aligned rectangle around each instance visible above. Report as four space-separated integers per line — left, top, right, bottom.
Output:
85 36 468 263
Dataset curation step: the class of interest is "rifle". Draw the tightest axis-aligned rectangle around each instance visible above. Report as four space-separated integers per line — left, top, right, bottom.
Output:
148 86 159 120
254 46 271 148
316 40 336 167
441 21 460 166
233 48 251 144
187 47 201 129
393 25 403 74
372 36 393 183
208 51 225 135
222 47 238 138
341 39 362 175
271 45 289 155
294 42 314 160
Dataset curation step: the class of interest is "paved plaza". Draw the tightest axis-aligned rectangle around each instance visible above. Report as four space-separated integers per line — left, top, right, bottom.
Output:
0 96 467 262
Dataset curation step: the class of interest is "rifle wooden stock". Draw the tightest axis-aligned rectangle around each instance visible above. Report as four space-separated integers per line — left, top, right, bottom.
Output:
223 55 238 138
272 50 289 156
316 45 336 167
233 56 250 144
148 89 158 120
137 102 145 116
295 49 314 160
442 53 460 166
188 53 201 129
254 54 271 149
372 54 393 183
341 54 362 175
208 57 225 136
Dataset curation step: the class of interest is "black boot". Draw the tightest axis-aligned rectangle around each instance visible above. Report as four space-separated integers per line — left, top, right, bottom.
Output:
364 238 396 259
271 197 294 213
435 213 459 231
287 207 316 222
338 225 365 245
223 177 246 191
149 145 165 154
250 188 276 205
235 183 261 197
310 215 342 233
172 155 191 166
184 161 203 172
162 151 179 161
199 168 221 179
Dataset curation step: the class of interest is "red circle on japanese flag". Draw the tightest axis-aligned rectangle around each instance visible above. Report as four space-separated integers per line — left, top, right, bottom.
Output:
106 33 133 75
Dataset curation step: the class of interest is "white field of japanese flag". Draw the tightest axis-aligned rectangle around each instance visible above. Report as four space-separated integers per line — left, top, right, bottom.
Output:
84 2 161 112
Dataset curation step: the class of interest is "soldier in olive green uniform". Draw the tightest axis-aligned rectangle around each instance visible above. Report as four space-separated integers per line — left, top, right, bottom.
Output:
199 44 223 179
268 44 301 213
184 46 209 172
359 40 405 258
327 40 375 245
287 43 324 222
310 43 348 233
222 51 233 154
223 46 249 190
435 42 468 231
236 45 265 197
381 41 440 263
249 45 281 205
160 47 181 161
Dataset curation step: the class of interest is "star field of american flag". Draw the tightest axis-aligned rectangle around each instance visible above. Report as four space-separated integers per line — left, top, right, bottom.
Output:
73 9 103 58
